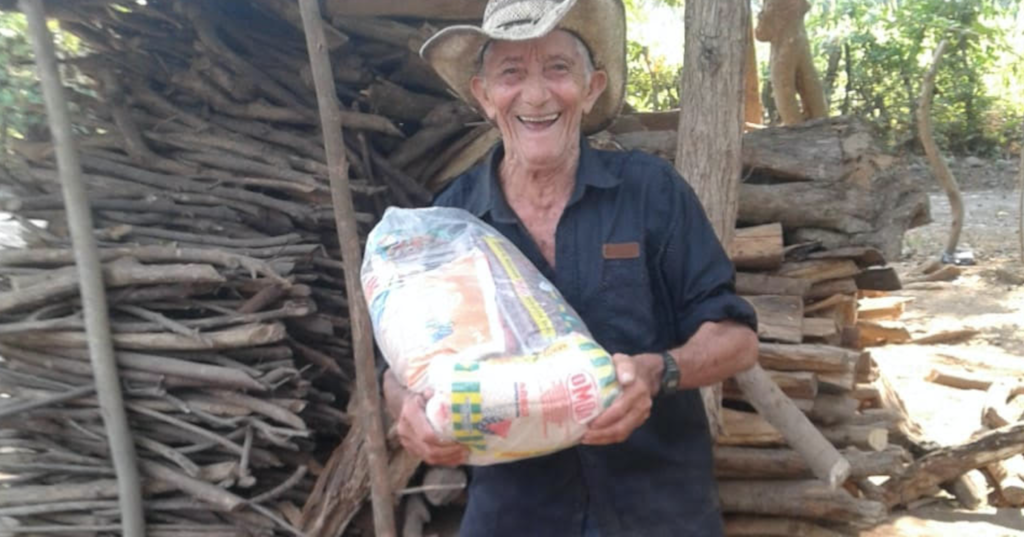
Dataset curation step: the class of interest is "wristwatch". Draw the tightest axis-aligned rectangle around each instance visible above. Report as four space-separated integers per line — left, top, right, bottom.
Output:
659 351 680 396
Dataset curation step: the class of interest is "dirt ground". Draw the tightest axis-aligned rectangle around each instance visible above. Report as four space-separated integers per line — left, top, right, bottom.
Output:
864 156 1024 536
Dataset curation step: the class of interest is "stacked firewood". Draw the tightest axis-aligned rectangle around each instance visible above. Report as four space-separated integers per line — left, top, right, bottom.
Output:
0 0 452 533
0 0 940 535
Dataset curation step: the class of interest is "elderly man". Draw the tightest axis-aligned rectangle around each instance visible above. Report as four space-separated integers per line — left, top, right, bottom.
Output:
382 0 760 535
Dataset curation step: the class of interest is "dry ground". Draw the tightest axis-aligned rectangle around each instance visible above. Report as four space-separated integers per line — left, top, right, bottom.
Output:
865 156 1024 536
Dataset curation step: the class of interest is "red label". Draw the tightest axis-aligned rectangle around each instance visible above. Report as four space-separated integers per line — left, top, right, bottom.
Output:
568 371 599 423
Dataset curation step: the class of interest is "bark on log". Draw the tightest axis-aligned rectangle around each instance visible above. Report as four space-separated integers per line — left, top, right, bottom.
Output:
715 445 908 479
724 516 846 537
323 0 486 20
883 422 1024 508
758 343 860 373
719 480 886 523
743 295 803 344
729 223 783 270
735 273 810 297
724 370 817 401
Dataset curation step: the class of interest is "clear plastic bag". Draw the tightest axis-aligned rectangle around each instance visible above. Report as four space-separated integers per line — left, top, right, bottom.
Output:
361 207 621 465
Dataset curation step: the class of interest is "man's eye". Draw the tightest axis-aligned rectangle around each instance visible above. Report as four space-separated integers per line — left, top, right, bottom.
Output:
550 63 569 72
502 67 520 76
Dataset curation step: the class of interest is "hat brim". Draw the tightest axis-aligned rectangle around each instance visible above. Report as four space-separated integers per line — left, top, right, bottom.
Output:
420 0 626 135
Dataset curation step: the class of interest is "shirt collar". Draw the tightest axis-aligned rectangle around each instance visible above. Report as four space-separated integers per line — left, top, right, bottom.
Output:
463 137 623 224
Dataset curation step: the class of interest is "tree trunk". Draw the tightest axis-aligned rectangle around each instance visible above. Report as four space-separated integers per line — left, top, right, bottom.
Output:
675 0 750 439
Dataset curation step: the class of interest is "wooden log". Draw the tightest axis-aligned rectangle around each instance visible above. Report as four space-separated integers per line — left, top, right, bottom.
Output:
983 382 1024 429
743 295 803 343
718 480 887 524
818 370 856 392
735 273 810 297
366 80 447 123
947 469 989 510
857 296 912 321
728 223 784 270
925 368 1008 391
1 322 287 350
883 422 1024 508
805 246 886 267
806 278 858 301
807 394 860 425
715 445 908 479
777 260 860 284
802 317 838 341
857 320 911 346
855 266 902 291
298 1 396 535
0 260 225 314
984 458 1024 507
723 516 847 537
758 343 860 373
912 329 979 345
719 408 784 447
725 370 817 401
819 424 888 452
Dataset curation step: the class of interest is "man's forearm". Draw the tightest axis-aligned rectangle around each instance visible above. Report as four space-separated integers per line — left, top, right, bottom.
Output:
383 369 409 421
668 321 758 389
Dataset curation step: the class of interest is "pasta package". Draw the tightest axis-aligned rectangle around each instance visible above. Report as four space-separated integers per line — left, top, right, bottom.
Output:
361 207 621 465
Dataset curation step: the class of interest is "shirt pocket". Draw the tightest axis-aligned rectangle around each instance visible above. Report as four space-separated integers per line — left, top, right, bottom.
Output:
592 253 656 352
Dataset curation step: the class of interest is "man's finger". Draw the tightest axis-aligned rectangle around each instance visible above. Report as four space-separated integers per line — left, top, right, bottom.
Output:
612 354 636 385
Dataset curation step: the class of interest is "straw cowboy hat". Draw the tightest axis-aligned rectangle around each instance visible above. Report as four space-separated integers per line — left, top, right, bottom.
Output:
420 0 626 135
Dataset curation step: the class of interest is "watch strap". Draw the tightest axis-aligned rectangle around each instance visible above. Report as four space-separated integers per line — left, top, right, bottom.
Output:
660 351 680 396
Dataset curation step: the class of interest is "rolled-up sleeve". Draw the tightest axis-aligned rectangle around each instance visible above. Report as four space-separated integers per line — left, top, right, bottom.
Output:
655 170 757 343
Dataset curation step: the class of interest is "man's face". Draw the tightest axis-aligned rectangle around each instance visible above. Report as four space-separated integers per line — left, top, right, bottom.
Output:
470 30 607 168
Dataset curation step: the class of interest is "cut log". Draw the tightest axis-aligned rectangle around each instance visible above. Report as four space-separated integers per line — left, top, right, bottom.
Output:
857 296 913 322
776 259 860 284
719 408 784 447
805 294 857 326
912 329 979 345
857 320 911 346
735 273 810 297
856 266 902 291
724 370 818 401
743 295 803 344
883 422 1024 508
723 516 847 537
758 343 860 373
802 317 838 341
805 246 886 268
924 368 1015 391
806 278 858 301
729 223 784 270
983 458 1024 508
807 394 860 425
903 264 962 284
818 370 856 392
718 480 887 524
819 424 888 452
983 382 1024 429
947 469 989 510
715 445 908 480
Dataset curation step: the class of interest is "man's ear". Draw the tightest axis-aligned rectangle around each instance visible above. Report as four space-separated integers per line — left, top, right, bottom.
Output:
582 70 608 114
470 76 496 121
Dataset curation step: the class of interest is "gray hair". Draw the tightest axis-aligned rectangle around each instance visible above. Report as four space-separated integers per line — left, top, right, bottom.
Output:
477 31 595 82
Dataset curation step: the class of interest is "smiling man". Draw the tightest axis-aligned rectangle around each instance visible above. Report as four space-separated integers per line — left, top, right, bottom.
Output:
381 1 761 536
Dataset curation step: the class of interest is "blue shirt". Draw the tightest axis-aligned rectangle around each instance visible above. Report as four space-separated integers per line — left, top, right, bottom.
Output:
433 138 757 537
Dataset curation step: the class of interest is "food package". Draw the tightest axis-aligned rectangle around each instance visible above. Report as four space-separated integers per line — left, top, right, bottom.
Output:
361 207 621 465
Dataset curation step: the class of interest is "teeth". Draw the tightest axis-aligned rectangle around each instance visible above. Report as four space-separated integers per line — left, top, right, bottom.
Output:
519 113 559 123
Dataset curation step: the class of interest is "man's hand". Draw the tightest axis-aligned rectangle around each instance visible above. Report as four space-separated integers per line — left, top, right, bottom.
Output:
581 353 661 445
384 371 468 466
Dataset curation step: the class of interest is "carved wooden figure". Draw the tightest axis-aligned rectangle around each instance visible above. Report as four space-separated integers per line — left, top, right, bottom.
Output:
755 0 828 125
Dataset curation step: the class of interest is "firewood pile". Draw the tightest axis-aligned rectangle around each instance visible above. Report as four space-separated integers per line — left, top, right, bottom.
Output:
0 0 454 533
0 0 943 535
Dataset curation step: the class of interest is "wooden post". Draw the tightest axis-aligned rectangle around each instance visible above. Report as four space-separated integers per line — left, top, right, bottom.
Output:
19 0 146 534
676 0 850 488
296 1 397 536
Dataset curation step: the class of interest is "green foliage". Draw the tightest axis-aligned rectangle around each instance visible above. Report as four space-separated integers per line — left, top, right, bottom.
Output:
625 0 1024 156
0 12 82 149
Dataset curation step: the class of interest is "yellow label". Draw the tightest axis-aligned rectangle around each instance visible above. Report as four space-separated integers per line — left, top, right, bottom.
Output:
483 236 556 339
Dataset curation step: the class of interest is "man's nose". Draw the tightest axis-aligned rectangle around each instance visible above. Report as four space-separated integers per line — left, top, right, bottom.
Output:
521 71 549 106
